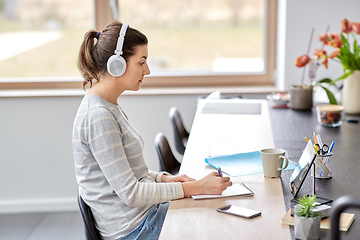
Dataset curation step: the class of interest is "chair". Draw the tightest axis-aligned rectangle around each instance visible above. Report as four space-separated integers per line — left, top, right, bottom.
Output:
169 107 189 155
77 192 102 240
155 133 181 175
330 195 360 240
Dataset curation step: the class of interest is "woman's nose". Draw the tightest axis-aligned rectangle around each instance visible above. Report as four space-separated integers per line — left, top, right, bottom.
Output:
144 63 150 75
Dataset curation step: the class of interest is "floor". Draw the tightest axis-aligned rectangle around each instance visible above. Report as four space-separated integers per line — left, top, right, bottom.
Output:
0 211 85 240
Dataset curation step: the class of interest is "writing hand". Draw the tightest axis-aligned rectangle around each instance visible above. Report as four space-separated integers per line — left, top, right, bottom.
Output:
198 172 233 195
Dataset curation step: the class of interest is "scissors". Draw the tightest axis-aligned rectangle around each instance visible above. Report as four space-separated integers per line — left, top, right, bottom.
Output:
315 143 329 155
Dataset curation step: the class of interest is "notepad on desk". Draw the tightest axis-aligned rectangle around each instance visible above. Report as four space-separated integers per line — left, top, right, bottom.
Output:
281 209 355 232
192 183 254 200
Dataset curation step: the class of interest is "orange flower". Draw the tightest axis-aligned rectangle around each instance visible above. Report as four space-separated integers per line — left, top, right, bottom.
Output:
319 33 342 48
329 49 340 59
352 22 360 34
314 49 327 59
319 33 329 44
328 37 342 48
294 54 310 67
314 49 328 68
322 58 328 69
331 33 341 42
341 18 352 34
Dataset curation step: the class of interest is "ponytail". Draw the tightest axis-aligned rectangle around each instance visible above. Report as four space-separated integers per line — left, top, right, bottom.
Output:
78 30 100 89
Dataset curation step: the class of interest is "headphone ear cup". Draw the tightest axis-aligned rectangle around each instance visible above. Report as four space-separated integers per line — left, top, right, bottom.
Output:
107 55 127 77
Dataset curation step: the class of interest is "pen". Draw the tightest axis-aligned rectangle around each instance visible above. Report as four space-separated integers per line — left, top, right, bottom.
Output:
305 137 309 143
313 132 320 153
328 141 335 154
217 167 223 177
316 135 323 148
313 145 319 155
313 132 318 145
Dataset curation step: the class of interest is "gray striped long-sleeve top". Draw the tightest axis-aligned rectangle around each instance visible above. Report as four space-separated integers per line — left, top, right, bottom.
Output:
72 94 184 240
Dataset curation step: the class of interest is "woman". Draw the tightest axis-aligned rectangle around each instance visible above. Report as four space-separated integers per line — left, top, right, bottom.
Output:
73 22 232 240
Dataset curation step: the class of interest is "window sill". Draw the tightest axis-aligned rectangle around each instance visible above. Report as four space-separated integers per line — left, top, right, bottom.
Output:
0 85 278 98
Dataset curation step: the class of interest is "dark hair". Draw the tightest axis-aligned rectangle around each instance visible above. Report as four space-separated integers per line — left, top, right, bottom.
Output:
78 22 148 89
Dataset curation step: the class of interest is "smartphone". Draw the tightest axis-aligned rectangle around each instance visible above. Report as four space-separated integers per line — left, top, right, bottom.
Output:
217 205 261 219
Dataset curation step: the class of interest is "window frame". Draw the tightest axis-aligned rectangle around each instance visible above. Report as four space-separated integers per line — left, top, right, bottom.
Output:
0 0 277 90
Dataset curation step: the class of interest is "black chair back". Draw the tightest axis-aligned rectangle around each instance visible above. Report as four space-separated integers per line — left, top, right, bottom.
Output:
77 193 102 240
330 195 360 240
169 107 189 155
155 133 181 175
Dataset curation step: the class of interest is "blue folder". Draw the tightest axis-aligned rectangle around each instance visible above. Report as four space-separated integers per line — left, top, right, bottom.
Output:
205 151 296 177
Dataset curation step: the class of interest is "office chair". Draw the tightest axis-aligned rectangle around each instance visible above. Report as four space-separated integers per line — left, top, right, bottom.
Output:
155 133 181 175
169 107 189 155
77 192 102 240
330 195 360 240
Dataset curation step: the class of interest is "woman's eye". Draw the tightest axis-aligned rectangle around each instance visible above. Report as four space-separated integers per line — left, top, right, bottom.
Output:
140 62 145 66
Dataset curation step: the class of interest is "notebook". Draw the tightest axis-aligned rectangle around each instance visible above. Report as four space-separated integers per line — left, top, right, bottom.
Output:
281 209 355 231
191 183 254 200
205 151 296 177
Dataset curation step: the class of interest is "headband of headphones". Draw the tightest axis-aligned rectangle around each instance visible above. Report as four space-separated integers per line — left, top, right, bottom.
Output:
115 24 129 57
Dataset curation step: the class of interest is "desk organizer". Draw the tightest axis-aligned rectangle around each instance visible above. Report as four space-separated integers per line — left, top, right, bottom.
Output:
313 153 332 179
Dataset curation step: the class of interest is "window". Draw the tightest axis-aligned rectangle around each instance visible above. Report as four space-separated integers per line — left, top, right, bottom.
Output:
103 0 277 88
0 0 93 89
0 0 276 90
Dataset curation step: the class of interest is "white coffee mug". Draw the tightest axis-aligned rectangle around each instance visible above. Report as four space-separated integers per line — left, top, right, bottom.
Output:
260 148 289 178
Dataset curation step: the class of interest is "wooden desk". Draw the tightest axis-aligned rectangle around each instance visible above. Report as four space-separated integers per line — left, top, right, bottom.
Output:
159 99 291 240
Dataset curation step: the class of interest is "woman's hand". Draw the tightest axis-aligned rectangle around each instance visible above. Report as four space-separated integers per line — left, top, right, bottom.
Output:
197 172 233 195
181 172 232 197
162 174 196 183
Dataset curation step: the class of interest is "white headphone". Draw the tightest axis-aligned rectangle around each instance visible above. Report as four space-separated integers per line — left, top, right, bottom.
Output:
107 23 129 77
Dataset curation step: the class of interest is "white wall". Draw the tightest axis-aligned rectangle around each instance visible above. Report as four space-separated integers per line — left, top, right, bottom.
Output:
277 0 360 91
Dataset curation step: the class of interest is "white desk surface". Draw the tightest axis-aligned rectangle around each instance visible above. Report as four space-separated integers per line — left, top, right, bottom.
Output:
159 99 291 240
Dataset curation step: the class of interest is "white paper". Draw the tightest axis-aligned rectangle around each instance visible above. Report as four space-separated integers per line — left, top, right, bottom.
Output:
192 183 254 200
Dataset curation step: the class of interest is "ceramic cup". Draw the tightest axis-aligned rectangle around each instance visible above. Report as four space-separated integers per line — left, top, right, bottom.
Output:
260 148 289 178
290 85 313 110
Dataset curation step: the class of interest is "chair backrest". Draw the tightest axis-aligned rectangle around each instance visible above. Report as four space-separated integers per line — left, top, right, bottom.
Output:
330 195 360 240
169 107 189 155
77 193 102 240
155 133 181 175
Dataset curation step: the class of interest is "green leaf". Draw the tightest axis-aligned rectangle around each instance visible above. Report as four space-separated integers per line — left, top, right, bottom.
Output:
316 78 333 85
353 32 358 54
341 33 350 49
319 85 338 104
295 195 323 218
330 70 354 84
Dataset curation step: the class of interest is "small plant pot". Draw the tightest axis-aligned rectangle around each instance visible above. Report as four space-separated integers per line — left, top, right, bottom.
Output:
290 85 313 110
294 215 321 240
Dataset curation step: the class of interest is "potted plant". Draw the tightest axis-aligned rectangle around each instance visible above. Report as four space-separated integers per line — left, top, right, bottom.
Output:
294 195 323 240
294 18 360 113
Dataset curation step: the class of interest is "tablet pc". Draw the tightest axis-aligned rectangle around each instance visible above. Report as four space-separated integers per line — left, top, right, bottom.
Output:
290 140 317 198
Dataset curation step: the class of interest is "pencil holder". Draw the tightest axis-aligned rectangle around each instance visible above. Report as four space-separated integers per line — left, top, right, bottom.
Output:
313 153 332 179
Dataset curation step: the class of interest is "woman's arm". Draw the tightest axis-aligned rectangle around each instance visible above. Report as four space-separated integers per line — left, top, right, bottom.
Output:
162 172 232 197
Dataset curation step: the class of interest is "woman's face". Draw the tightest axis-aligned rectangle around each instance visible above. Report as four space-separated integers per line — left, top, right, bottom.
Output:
121 44 150 91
